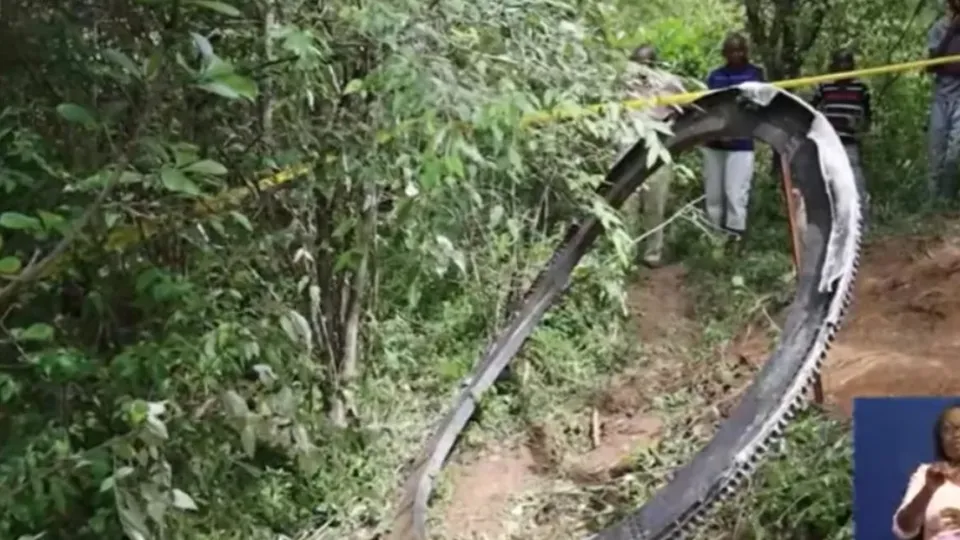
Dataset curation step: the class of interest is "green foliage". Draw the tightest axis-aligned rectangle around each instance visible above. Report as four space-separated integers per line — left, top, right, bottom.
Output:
603 0 743 78
0 0 650 537
728 412 853 539
0 0 942 537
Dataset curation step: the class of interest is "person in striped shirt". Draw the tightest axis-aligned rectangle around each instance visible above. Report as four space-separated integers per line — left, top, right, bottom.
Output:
617 44 686 267
701 33 765 239
811 49 872 224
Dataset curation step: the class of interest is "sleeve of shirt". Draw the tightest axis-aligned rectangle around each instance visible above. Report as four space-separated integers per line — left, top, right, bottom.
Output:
930 20 947 52
892 464 928 539
754 66 766 82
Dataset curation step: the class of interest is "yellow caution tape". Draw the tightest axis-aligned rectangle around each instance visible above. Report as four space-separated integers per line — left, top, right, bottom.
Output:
521 53 960 127
101 162 311 252
41 52 960 278
38 163 313 280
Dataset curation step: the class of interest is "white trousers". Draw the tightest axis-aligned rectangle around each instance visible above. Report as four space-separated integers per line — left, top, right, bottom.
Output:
700 148 755 233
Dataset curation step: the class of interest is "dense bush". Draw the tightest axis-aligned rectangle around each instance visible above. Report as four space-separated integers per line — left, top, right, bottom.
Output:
0 0 942 537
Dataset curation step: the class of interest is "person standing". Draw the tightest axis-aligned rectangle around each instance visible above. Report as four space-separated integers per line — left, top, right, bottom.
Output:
618 44 686 268
927 0 960 204
810 49 873 226
701 33 765 240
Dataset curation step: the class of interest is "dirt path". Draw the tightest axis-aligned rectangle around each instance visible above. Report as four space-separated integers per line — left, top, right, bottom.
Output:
439 265 700 539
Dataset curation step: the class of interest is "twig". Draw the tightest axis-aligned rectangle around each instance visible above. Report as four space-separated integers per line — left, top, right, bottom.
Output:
590 408 601 449
629 194 706 247
761 303 781 332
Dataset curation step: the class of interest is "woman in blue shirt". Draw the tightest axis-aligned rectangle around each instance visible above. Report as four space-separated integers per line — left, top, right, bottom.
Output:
701 33 765 238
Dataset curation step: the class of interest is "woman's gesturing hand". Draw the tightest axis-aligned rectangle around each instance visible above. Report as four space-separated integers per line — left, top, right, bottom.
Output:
927 462 953 488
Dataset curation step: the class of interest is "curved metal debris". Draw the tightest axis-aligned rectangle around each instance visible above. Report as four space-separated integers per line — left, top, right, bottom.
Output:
386 84 862 540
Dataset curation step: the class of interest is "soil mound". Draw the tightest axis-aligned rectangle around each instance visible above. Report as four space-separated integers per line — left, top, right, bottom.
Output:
824 235 960 414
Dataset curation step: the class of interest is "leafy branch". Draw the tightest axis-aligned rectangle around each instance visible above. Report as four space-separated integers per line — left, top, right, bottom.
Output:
0 34 177 312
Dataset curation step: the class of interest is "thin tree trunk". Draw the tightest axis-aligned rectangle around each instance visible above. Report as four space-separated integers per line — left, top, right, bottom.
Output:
258 0 276 146
328 186 376 427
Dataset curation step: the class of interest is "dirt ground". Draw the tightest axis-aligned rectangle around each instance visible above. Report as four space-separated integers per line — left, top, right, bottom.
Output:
440 231 960 539
439 266 708 539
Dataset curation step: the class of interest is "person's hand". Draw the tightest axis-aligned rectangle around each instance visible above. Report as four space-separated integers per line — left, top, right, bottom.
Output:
927 462 952 488
941 507 960 530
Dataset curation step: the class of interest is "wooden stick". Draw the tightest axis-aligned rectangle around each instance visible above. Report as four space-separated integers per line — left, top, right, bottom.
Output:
779 155 802 271
780 155 824 405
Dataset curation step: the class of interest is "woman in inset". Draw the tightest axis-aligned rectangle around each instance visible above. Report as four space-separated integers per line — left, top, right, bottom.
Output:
893 403 960 539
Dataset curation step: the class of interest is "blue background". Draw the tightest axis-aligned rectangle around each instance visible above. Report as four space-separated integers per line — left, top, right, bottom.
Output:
853 396 960 540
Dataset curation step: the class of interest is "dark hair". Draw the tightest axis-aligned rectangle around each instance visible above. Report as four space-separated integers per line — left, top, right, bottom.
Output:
933 402 960 460
830 48 855 69
722 32 747 50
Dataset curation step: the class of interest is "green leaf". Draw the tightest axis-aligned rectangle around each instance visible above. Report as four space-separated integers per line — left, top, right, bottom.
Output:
127 400 149 426
222 390 249 418
171 489 198 510
146 499 167 526
0 256 20 274
99 476 115 493
55 103 96 127
182 159 227 175
145 415 169 440
296 447 321 476
229 211 253 231
145 50 163 80
99 466 134 493
186 0 242 16
118 503 150 540
208 216 226 237
160 168 201 195
37 210 66 232
103 49 141 77
20 323 54 341
202 56 235 78
343 79 364 94
104 212 122 228
0 212 41 230
197 74 258 101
